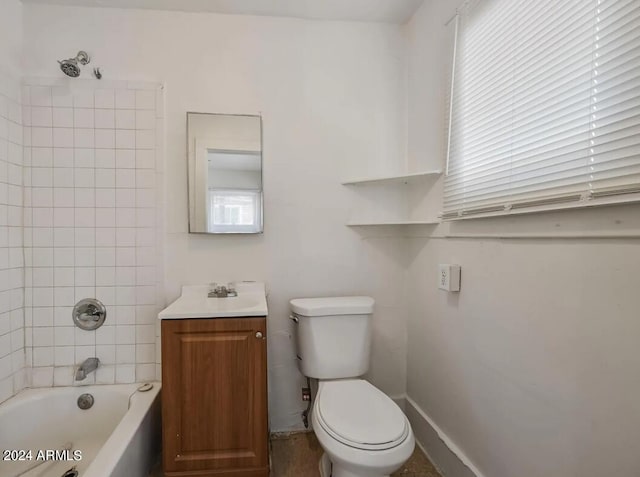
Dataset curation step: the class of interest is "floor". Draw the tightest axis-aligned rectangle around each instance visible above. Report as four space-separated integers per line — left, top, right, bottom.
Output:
150 432 442 477
270 432 442 477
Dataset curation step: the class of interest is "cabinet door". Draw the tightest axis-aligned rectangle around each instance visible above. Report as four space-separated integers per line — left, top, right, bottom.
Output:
162 317 268 476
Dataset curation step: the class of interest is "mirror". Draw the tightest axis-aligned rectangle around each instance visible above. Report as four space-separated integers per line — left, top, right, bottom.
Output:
187 113 263 234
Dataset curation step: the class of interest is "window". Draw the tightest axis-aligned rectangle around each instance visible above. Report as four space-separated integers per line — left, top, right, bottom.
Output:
444 0 640 219
208 189 262 233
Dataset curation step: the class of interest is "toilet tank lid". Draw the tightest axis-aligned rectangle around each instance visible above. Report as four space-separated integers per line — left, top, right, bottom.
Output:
290 296 374 316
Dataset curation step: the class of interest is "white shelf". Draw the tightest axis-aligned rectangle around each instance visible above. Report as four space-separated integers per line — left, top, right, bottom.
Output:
347 220 440 227
341 170 442 186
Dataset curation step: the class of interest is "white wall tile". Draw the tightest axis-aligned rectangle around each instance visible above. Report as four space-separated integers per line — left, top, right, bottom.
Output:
73 108 94 128
115 189 135 208
116 228 136 247
115 149 135 169
52 108 73 128
135 110 155 130
116 169 135 188
94 109 115 129
95 129 115 149
74 128 94 148
116 208 135 227
31 127 52 147
115 90 135 110
74 247 95 267
32 147 53 167
54 346 74 366
32 325 53 346
53 366 73 386
54 326 75 346
115 130 135 149
74 327 95 346
31 107 52 127
75 208 95 227
95 149 115 168
53 208 74 227
95 325 115 345
135 130 154 149
115 110 135 130
22 79 162 392
74 148 95 168
32 346 53 366
96 169 115 188
53 188 74 207
53 168 74 188
74 168 94 188
96 248 115 267
54 267 74 287
31 366 53 387
53 248 74 267
75 189 94 207
135 363 155 382
53 227 74 247
53 127 74 148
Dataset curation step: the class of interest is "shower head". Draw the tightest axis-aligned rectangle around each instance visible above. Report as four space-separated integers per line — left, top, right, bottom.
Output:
58 51 90 78
59 59 81 78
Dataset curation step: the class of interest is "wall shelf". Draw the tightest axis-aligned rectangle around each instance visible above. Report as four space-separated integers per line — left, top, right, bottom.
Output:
341 170 442 186
343 169 442 231
347 220 440 227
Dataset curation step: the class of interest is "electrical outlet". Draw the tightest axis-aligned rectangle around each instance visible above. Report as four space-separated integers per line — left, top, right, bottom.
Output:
439 264 461 292
301 387 311 401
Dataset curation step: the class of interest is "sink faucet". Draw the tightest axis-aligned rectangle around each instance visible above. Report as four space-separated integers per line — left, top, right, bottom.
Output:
75 357 100 381
208 283 238 298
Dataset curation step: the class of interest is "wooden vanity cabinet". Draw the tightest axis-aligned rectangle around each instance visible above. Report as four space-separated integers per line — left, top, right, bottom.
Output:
161 317 269 477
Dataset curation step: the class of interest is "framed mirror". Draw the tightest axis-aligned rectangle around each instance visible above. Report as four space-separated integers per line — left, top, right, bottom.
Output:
187 113 263 234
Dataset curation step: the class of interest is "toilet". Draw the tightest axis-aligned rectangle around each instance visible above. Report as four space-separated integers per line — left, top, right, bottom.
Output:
290 296 415 477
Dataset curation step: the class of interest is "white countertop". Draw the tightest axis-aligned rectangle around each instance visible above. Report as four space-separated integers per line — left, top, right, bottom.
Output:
158 282 268 319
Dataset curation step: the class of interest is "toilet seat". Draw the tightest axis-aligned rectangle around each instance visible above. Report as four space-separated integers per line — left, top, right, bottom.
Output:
315 379 409 451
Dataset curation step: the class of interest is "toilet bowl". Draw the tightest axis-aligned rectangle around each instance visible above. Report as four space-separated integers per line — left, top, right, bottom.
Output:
290 296 415 477
312 379 415 477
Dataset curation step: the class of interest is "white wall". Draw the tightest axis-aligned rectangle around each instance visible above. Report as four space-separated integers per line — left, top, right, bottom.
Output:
405 1 640 476
0 0 25 404
22 5 410 430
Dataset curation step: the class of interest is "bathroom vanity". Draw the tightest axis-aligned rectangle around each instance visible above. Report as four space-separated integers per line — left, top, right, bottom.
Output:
159 283 269 477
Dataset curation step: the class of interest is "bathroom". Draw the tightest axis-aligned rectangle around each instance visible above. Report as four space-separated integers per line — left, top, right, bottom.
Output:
0 0 639 476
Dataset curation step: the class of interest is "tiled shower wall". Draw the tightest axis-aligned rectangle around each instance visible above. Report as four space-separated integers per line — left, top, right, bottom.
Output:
0 70 25 403
22 78 164 387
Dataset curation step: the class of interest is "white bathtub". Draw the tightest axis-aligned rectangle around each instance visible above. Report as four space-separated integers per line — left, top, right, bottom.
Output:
0 383 161 477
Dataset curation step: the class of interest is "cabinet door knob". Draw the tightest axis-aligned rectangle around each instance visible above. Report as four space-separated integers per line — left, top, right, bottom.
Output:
256 331 264 339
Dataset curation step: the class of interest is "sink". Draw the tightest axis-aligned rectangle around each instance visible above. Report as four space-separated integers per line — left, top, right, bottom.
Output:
158 282 268 319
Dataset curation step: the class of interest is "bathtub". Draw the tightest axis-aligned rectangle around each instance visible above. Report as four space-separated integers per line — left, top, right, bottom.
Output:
0 382 161 477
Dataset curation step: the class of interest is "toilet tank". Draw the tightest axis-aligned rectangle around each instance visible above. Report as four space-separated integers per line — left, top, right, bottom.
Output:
290 296 374 379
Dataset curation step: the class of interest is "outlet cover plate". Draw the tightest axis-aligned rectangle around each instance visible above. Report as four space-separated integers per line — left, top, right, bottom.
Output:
439 264 461 292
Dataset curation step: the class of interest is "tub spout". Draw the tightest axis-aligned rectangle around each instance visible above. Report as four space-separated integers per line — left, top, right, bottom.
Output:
75 357 100 381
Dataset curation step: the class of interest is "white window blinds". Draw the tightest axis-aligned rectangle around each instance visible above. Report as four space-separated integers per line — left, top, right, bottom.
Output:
443 0 640 219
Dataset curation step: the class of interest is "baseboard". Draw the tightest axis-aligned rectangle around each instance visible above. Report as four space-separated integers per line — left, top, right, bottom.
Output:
404 396 485 477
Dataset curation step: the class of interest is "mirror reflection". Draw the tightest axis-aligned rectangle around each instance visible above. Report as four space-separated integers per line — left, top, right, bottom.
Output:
187 113 263 234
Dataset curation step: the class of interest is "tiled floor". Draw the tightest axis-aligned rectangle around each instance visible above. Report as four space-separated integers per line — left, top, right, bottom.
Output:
150 432 442 477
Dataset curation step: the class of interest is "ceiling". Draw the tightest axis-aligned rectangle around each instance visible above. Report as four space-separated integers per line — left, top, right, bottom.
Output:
20 0 425 24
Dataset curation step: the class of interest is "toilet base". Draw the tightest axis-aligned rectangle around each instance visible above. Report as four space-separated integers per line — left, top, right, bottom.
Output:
319 453 331 477
319 453 391 477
